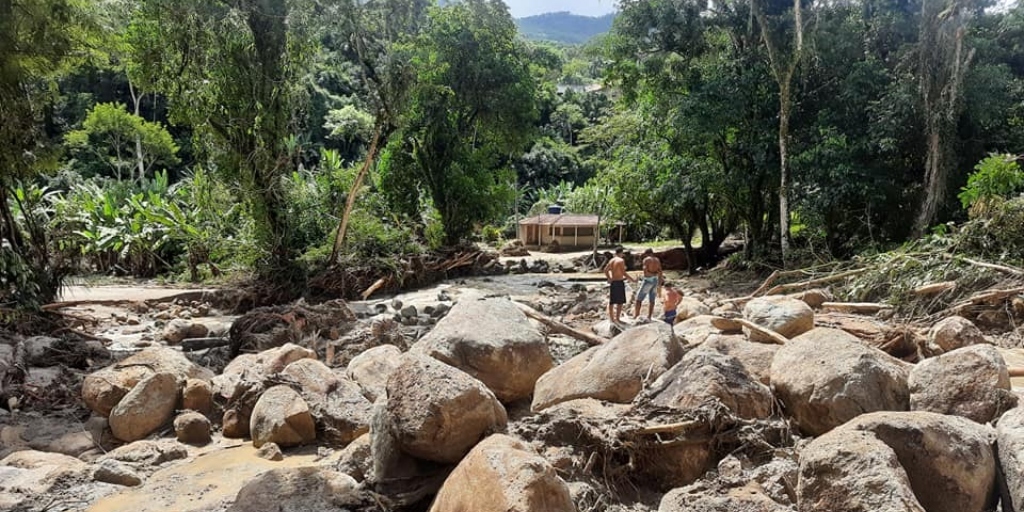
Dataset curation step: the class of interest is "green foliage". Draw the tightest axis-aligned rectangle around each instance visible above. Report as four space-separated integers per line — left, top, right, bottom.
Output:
959 196 1024 262
64 102 179 181
379 0 538 246
958 154 1024 215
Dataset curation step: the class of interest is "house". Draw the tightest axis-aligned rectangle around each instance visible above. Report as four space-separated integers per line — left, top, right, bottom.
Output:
517 212 600 250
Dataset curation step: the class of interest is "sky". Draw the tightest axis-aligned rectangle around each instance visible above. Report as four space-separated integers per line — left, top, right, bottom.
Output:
503 0 618 18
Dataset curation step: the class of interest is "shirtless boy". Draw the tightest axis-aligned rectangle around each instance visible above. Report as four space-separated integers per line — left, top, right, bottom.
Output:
603 247 635 323
662 282 683 325
633 248 663 321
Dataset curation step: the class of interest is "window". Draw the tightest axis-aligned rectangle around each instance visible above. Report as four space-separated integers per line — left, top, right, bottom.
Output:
576 227 595 236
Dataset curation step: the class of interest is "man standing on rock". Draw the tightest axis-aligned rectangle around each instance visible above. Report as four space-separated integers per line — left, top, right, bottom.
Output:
633 248 663 322
603 247 635 324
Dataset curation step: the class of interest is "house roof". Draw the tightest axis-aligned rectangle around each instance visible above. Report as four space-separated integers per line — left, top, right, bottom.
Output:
519 214 599 226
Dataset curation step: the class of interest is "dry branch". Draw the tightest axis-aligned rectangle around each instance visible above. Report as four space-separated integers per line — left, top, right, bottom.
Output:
633 420 702 435
733 318 789 345
361 277 390 300
513 301 605 346
913 281 957 296
1009 367 1024 378
953 287 1024 309
761 268 868 296
821 302 893 314
942 254 1024 276
329 126 382 264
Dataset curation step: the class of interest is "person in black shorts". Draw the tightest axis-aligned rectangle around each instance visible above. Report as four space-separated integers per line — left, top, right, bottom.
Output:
603 247 636 323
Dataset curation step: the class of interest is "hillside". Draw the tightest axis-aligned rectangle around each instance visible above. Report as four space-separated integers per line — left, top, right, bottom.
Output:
516 11 615 44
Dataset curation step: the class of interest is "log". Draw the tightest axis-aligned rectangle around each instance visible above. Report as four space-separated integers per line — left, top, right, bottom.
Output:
821 302 893 314
1009 367 1024 378
913 281 957 296
181 337 231 351
943 254 1024 276
361 277 389 300
761 268 868 296
734 318 789 345
513 301 605 346
709 317 744 333
954 287 1024 309
634 420 702 435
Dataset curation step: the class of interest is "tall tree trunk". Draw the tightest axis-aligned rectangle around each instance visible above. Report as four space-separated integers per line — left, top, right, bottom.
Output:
129 80 145 182
778 87 792 263
914 0 974 235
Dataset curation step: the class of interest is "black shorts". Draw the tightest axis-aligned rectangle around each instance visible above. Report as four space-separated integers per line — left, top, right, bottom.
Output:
609 280 627 305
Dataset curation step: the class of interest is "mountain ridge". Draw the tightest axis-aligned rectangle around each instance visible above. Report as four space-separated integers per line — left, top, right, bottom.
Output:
515 11 615 44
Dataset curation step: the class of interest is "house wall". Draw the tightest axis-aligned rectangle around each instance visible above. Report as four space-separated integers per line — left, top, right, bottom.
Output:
518 224 596 249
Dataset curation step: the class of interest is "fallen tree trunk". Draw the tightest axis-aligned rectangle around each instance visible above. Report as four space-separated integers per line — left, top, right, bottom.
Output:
761 268 868 296
821 302 893 314
733 318 789 345
181 337 231 351
913 281 957 296
513 301 605 346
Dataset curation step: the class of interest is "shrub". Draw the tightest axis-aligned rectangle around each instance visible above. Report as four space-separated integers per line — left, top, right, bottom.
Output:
958 154 1024 217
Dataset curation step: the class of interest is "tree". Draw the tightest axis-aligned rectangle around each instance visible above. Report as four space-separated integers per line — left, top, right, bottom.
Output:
65 102 178 181
0 0 96 308
130 0 316 277
378 0 537 245
751 0 809 265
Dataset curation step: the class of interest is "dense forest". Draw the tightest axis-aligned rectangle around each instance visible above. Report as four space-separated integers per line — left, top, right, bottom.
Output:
3 0 1024 312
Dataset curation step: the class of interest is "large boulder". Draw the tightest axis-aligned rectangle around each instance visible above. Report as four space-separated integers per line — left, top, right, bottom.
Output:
675 297 712 322
249 385 316 448
413 298 553 402
928 315 986 354
82 346 213 417
212 343 316 400
998 406 1024 512
384 353 507 464
429 434 574 512
309 379 374 444
659 482 790 512
532 322 683 411
840 411 997 512
346 344 402 402
109 372 180 442
797 428 925 512
674 315 728 345
282 358 339 396
174 410 212 445
182 378 213 415
162 319 209 344
770 328 909 436
702 334 779 385
227 467 365 512
644 348 773 420
0 451 92 507
742 296 814 342
909 344 1017 423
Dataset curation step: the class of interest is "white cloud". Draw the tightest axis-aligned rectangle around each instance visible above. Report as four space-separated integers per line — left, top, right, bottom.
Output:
504 0 617 18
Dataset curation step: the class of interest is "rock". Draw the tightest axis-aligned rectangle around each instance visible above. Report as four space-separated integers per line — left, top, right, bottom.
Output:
346 344 402 401
391 299 403 311
385 353 507 464
227 467 364 512
797 428 924 512
223 409 249 438
370 397 451 505
770 328 909 436
928 315 987 354
702 334 779 385
644 348 773 419
591 319 623 338
182 378 213 415
532 322 683 412
250 385 316 448
256 442 284 461
742 296 814 342
22 336 59 365
432 303 451 317
909 344 1017 423
93 459 143 487
0 450 91 500
998 406 1024 511
334 433 371 481
109 372 180 442
660 482 790 512
676 297 711 321
788 288 833 309
674 315 731 345
174 411 212 445
163 319 210 344
99 439 188 468
309 379 373 444
213 343 316 400
83 346 213 417
400 305 418 318
282 358 339 396
429 434 574 512
413 298 553 403
840 411 997 512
